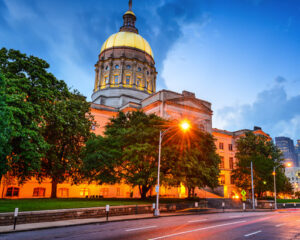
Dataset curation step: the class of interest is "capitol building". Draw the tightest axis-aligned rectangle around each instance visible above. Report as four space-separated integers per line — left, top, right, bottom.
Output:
0 1 270 199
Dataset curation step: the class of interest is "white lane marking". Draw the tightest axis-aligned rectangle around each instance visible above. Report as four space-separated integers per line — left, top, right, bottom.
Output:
188 219 208 223
228 216 240 218
125 225 157 232
258 217 271 221
276 223 286 227
148 220 246 240
244 230 262 237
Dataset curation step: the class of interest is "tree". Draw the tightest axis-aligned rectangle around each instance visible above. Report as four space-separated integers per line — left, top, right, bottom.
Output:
295 191 300 199
0 48 69 182
38 91 94 198
165 124 220 198
0 73 12 178
232 131 289 198
82 111 168 199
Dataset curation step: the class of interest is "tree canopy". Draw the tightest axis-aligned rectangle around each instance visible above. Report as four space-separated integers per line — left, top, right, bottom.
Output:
232 131 292 198
82 111 220 199
0 48 69 181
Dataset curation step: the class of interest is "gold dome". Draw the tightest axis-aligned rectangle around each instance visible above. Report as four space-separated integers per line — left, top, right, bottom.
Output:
100 31 154 59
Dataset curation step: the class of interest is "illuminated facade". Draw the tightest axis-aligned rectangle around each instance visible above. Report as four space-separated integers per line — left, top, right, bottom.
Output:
0 2 271 199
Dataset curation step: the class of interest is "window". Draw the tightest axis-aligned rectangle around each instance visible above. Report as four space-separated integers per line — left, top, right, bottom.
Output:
126 76 130 85
116 187 121 196
219 175 225 185
229 157 234 169
114 75 119 84
105 76 109 84
126 65 131 69
80 188 89 197
136 78 141 86
219 142 224 150
33 187 45 197
230 175 235 185
58 188 69 197
100 188 109 196
6 187 19 197
220 156 225 169
115 65 119 69
147 71 149 75
105 66 109 70
228 144 233 151
137 67 142 72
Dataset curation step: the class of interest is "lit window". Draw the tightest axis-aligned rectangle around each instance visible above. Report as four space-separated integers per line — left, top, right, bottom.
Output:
126 65 131 69
33 187 45 197
116 187 121 196
80 188 89 197
6 187 19 197
138 67 141 72
219 175 225 185
115 65 119 69
220 156 225 169
114 75 119 84
219 142 224 150
58 188 69 197
105 76 109 84
126 76 130 85
228 144 233 151
229 157 234 169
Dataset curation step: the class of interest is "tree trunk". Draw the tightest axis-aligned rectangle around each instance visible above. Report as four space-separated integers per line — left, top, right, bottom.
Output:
51 178 58 198
139 185 150 199
187 187 192 198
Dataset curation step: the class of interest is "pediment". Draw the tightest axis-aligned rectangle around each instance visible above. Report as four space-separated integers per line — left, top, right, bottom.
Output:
166 97 212 114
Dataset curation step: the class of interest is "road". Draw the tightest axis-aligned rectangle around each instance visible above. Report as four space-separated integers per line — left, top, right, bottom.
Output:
1 210 300 240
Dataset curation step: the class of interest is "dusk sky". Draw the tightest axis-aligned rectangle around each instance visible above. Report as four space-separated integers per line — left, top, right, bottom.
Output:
1 0 300 140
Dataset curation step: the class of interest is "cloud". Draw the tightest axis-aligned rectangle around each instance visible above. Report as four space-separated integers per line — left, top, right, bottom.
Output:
275 76 287 84
215 79 300 139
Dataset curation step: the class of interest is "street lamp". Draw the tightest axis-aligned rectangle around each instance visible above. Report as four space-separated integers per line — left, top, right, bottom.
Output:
154 120 191 216
251 161 255 210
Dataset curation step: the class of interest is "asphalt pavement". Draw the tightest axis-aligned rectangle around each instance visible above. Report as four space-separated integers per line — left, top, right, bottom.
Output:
0 210 299 240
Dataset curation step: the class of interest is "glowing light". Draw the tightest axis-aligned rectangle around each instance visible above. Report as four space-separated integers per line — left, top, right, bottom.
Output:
180 120 190 131
286 162 292 167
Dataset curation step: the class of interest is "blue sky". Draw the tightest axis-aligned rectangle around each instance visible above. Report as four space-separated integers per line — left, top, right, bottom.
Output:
1 0 300 141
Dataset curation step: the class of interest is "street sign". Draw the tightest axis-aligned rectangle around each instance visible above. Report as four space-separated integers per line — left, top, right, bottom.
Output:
155 185 159 193
242 196 246 201
241 190 246 196
106 205 110 212
14 208 19 217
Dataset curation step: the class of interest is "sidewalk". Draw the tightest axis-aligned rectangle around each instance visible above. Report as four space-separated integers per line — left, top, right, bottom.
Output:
0 208 274 234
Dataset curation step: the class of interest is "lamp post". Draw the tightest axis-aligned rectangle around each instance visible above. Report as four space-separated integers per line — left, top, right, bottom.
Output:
251 161 255 210
154 120 190 216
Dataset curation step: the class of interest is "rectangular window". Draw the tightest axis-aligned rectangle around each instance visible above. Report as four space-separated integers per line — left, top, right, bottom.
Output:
219 175 225 185
220 156 225 169
126 76 130 85
229 157 234 169
33 187 46 197
114 75 119 84
58 188 69 197
80 188 89 197
219 142 224 150
6 187 19 197
105 76 109 84
228 144 233 151
136 78 141 86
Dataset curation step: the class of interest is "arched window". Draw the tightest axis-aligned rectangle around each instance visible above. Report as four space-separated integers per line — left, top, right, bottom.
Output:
126 65 131 69
115 65 119 69
6 187 19 197
137 67 141 72
33 187 46 197
105 66 109 70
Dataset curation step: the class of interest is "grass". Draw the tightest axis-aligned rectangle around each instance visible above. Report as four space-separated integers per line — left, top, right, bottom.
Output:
0 198 189 213
277 199 300 203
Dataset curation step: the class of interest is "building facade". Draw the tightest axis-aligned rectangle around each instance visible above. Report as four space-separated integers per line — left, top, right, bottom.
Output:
275 137 298 167
285 167 300 192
